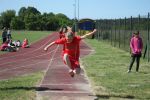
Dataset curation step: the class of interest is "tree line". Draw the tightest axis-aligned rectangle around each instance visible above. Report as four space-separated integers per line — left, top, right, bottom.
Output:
0 6 74 31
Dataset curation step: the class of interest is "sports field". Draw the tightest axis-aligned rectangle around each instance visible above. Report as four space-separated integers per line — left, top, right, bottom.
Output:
0 31 95 100
0 31 149 100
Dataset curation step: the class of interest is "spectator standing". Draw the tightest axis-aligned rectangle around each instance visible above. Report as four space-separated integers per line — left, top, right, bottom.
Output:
7 28 12 40
127 31 143 73
2 27 7 43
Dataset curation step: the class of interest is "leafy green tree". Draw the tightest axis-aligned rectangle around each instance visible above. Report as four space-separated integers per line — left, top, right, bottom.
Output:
34 15 44 30
18 7 27 21
10 16 25 30
21 7 41 30
47 12 55 18
56 13 69 20
24 14 37 30
0 6 73 31
55 13 71 26
18 6 41 30
0 10 16 28
23 6 41 18
46 17 59 31
0 16 2 29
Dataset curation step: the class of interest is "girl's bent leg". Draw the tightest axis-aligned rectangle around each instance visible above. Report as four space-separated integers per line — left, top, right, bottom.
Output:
63 54 72 69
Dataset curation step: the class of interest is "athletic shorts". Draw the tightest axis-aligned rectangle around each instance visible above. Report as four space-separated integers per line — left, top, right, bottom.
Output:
63 53 80 70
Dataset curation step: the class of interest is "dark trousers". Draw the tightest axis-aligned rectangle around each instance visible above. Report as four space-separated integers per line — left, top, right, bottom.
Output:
129 54 141 71
2 38 7 43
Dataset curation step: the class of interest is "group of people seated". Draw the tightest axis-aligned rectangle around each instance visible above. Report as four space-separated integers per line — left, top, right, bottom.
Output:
0 38 30 52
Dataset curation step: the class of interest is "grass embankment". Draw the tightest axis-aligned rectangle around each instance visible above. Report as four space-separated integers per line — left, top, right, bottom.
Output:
11 31 52 44
82 39 150 100
0 72 43 100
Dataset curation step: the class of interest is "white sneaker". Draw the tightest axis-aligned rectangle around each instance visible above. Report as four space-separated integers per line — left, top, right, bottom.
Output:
73 67 81 74
127 70 131 73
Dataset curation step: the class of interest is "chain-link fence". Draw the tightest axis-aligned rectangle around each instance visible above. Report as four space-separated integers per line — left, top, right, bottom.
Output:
95 13 150 62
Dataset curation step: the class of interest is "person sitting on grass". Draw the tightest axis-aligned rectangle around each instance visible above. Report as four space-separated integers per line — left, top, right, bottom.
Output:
7 39 17 52
44 28 97 77
0 40 9 51
22 38 30 48
16 40 22 47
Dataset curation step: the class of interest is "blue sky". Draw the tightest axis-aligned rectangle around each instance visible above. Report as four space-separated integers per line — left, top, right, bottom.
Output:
0 0 150 19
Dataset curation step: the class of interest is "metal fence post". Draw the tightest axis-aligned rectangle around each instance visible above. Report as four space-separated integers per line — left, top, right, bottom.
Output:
130 16 133 37
129 16 133 52
111 20 113 45
119 18 121 48
138 14 140 30
98 20 100 40
124 17 126 48
114 19 116 47
148 13 150 62
95 20 98 39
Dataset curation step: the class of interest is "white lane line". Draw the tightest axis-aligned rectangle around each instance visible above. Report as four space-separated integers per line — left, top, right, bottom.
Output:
39 45 60 86
0 54 62 74
0 60 49 73
0 56 62 73
40 84 73 86
39 91 91 94
0 48 57 66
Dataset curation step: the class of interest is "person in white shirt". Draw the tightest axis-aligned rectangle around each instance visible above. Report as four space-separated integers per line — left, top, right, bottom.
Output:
7 28 12 40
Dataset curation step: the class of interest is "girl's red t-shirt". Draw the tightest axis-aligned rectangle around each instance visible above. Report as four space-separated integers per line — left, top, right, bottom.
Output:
55 36 81 60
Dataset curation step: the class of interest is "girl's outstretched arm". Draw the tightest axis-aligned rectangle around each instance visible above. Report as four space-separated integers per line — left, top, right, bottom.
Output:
44 41 55 51
81 29 97 39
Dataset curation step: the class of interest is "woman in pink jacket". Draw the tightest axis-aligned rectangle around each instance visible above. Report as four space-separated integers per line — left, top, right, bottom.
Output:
128 31 143 73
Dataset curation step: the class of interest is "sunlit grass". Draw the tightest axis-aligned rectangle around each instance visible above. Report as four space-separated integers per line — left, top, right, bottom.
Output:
82 39 150 100
0 72 43 100
12 31 52 44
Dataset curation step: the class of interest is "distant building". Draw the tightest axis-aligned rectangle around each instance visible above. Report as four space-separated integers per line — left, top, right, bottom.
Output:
78 19 95 30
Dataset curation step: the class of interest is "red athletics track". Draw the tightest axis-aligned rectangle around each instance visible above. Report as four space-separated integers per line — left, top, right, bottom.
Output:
0 32 96 100
0 33 57 80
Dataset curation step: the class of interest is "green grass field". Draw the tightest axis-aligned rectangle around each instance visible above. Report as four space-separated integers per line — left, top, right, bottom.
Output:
82 39 150 100
11 31 52 44
0 72 43 100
